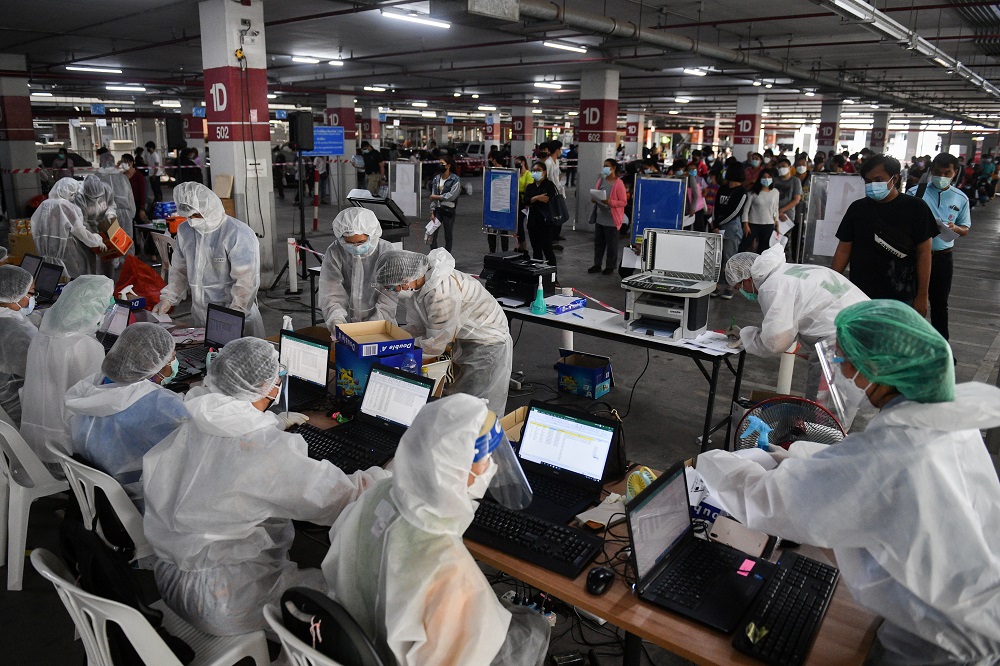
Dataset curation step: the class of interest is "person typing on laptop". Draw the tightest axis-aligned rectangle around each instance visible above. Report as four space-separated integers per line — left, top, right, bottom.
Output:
697 300 1000 665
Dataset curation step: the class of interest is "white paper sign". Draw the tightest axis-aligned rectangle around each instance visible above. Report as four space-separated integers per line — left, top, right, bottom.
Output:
812 218 841 256
490 173 512 213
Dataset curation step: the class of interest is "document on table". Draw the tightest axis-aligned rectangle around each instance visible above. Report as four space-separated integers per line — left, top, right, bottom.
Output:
489 173 512 213
589 188 607 202
678 331 737 355
936 218 960 242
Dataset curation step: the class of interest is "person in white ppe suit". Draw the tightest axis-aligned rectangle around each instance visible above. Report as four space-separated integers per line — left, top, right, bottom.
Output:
20 275 114 474
0 265 38 426
374 249 513 412
724 244 869 398
65 323 188 511
152 182 264 338
32 177 106 278
696 300 1000 666
142 337 389 636
322 394 547 666
94 151 136 242
73 174 123 277
318 207 397 332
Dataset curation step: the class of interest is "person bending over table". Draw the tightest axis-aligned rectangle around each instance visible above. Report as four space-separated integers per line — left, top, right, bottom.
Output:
696 300 1000 665
323 393 548 666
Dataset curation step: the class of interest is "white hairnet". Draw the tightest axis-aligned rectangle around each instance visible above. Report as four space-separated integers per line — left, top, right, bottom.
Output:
39 275 114 336
391 393 487 535
373 250 430 288
82 174 107 200
173 181 226 233
101 322 175 384
0 265 33 303
750 244 787 285
49 177 81 201
725 252 758 286
204 336 279 402
332 207 382 244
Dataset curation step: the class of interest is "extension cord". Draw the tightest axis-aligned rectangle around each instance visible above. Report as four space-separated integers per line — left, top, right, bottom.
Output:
574 606 607 626
500 591 558 626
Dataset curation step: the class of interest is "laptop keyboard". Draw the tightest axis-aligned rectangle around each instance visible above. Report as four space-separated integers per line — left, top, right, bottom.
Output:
524 472 593 508
179 346 209 365
297 424 386 474
652 538 740 609
340 421 400 455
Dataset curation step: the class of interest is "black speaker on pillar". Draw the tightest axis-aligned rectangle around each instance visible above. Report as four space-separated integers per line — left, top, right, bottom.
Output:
165 117 187 150
288 111 314 152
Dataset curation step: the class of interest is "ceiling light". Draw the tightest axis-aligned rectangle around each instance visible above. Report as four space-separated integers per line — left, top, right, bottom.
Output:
267 94 278 99
412 102 428 107
532 109 542 114
844 99 856 104
764 82 773 89
420 111 437 117
292 56 320 64
870 103 880 109
66 65 122 74
568 111 578 116
534 82 562 90
542 41 588 54
668 110 679 115
154 100 181 108
328 60 344 67
531 98 540 104
682 68 707 77
363 86 386 92
472 94 480 99
105 85 145 92
804 90 816 97
675 97 690 104
381 9 451 29
30 91 53 97
453 92 461 97
478 105 497 111
752 79 762 87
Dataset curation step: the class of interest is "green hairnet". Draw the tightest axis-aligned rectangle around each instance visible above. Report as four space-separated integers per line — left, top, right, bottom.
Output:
835 299 954 403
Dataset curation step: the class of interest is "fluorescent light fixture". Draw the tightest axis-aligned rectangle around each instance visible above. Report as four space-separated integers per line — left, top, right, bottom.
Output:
66 65 122 74
105 85 145 92
292 56 321 64
453 92 461 97
478 105 497 111
381 9 451 29
542 40 587 54
532 109 542 114
764 82 773 89
675 97 690 104
933 57 950 68
844 99 856 104
804 90 816 97
154 100 181 108
870 103 880 109
420 111 436 117
328 60 344 67
531 98 540 104
363 86 386 92
267 94 278 99
568 111 578 116
30 91 53 97
412 102 428 107
682 68 707 77
752 79 762 87
534 82 562 90
668 110 679 115
472 94 480 99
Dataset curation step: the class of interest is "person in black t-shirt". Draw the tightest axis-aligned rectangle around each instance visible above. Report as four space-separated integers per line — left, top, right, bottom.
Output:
360 140 384 195
832 154 937 315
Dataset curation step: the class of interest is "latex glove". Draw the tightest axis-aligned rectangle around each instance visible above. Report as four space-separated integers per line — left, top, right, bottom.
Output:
96 242 108 252
727 337 743 349
152 300 173 315
276 412 309 430
726 324 742 339
766 445 790 465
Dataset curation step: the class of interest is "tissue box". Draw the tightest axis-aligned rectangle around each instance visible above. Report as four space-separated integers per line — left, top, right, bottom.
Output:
556 348 613 399
545 295 587 315
335 321 414 357
335 344 421 398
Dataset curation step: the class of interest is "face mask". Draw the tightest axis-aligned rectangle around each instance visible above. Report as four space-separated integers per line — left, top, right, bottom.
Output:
832 364 871 428
750 159 761 168
763 157 772 164
932 176 952 190
159 358 179 385
760 178 773 187
796 165 808 174
864 179 893 201
261 383 281 412
706 156 714 163
346 241 371 256
21 295 35 316
397 287 418 299
777 167 790 177
688 169 697 177
644 169 652 175
739 287 757 302
531 170 543 181
601 166 612 177
468 458 498 500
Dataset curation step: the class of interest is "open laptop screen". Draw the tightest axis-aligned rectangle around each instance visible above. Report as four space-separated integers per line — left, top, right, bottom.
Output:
628 464 691 581
280 333 329 387
204 305 244 348
518 406 615 483
19 254 42 279
360 365 431 428
35 263 64 298
100 304 132 337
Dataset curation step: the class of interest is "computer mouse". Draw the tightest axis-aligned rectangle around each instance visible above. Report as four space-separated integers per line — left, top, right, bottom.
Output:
586 566 615 596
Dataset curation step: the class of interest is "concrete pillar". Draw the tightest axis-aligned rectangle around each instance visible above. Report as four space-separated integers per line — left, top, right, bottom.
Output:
360 107 381 149
623 113 644 162
869 112 889 153
576 69 619 225
511 105 534 162
703 113 720 152
816 99 842 156
0 54 40 218
325 93 357 207
486 114 501 145
733 94 764 161
904 119 921 160
179 100 206 166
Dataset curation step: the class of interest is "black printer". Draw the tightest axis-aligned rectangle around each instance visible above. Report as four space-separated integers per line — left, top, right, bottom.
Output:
481 251 557 305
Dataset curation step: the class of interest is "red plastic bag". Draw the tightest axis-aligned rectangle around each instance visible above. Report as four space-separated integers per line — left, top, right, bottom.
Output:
115 256 166 310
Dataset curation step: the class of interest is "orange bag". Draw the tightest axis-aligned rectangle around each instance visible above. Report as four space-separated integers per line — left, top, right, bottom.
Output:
115 256 166 310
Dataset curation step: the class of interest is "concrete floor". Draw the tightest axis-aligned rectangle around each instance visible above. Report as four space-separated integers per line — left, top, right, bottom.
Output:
3 180 999 664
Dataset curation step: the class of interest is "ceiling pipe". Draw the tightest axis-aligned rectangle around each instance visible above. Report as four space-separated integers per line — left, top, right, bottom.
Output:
516 0 986 125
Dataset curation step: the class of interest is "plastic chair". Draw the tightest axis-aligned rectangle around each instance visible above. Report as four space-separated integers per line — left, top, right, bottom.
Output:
0 404 14 428
263 605 342 666
31 548 271 666
0 420 68 591
47 446 153 563
276 587 388 666
150 232 174 281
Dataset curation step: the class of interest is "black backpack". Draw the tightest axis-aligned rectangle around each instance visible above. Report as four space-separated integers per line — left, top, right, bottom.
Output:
279 587 389 666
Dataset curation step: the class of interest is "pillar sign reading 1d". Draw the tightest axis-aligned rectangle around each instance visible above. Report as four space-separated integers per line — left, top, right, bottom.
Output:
582 106 601 125
210 83 228 112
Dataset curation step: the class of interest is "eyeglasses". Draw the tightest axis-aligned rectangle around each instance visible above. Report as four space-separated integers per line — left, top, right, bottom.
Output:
341 237 369 247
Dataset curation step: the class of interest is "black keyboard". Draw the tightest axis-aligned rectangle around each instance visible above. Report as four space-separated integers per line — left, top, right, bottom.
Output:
652 538 741 609
178 346 209 365
298 424 387 474
524 472 593 508
337 420 401 456
464 500 604 578
732 551 839 666
621 276 699 294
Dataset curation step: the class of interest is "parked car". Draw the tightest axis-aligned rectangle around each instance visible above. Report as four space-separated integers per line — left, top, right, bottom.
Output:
37 150 92 169
449 142 486 176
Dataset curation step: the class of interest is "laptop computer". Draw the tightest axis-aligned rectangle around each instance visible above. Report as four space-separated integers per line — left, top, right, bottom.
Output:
621 228 721 297
34 261 65 304
97 303 138 353
513 401 618 524
625 461 776 633
18 253 43 279
279 330 332 411
174 303 246 378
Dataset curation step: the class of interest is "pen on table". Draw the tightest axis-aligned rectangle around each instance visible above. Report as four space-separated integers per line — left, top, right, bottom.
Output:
571 312 585 319
728 316 735 331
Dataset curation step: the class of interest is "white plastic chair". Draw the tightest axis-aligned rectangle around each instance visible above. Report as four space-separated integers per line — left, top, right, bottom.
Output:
0 420 68 590
47 446 153 562
150 232 174 281
0 404 15 428
31 548 271 666
263 605 342 666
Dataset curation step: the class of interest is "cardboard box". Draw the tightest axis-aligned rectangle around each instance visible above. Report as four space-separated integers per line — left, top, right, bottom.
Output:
421 358 451 398
221 198 236 218
93 218 134 259
335 321 414 358
335 343 421 398
556 348 613 399
7 230 37 263
500 406 529 443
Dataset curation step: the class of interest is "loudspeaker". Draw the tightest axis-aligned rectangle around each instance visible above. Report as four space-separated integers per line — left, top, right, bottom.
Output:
288 111 314 152
165 117 187 150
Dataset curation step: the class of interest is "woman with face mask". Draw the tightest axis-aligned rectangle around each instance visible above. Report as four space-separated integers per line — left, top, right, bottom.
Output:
152 182 265 337
523 161 559 277
64 323 188 511
744 152 764 190
143 337 389 637
740 168 780 254
428 156 462 252
0 265 38 427
588 159 627 275
318 207 397 333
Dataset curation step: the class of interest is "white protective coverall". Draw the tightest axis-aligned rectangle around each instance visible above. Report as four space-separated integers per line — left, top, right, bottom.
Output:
20 275 114 471
404 249 512 412
322 394 550 666
94 165 136 241
696 382 1000 665
0 306 37 427
318 208 397 328
158 182 264 337
74 175 122 277
142 391 389 636
31 178 105 278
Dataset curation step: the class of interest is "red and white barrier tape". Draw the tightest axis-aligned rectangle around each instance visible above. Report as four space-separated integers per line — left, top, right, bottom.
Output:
570 287 623 315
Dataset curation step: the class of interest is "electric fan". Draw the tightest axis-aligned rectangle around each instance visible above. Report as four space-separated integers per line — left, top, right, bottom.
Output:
733 397 845 451
626 466 657 501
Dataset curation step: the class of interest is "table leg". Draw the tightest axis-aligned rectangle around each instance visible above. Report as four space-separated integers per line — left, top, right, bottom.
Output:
309 271 318 326
725 351 747 449
623 631 642 666
701 359 722 453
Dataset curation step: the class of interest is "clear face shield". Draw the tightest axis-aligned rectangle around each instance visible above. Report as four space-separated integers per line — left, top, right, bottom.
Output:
474 411 533 510
815 338 870 430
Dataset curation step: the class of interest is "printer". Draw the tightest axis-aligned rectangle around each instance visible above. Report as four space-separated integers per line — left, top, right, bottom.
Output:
620 228 722 339
346 189 409 242
481 251 557 305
